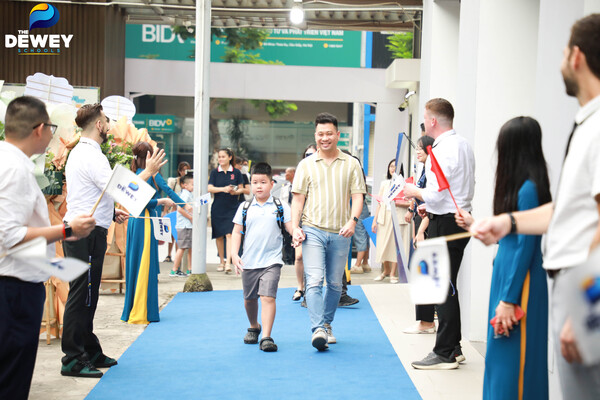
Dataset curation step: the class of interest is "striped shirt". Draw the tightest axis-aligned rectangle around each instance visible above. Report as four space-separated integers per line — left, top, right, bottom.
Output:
293 149 366 233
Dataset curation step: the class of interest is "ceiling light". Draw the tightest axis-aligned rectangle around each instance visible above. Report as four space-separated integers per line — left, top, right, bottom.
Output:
290 6 304 25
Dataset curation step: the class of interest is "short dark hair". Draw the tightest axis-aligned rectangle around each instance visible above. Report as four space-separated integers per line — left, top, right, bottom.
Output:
75 103 103 130
569 14 600 80
417 135 435 155
5 96 49 140
425 98 454 122
180 174 193 186
315 112 338 130
251 162 272 178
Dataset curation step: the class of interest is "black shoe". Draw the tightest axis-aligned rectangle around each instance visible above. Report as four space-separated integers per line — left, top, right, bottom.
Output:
244 325 261 344
61 359 103 378
90 352 118 368
338 294 359 307
292 289 304 301
300 299 307 308
259 337 278 352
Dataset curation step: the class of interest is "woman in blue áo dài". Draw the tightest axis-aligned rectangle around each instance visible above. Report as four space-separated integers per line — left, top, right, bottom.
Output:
121 142 186 324
457 117 551 400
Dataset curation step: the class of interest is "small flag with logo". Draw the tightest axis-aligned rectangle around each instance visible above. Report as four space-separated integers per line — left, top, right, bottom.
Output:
409 237 450 305
152 217 172 243
104 165 156 217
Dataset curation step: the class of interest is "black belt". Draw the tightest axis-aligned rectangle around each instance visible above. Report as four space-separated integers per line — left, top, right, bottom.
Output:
547 269 562 279
427 212 455 220
0 275 43 285
95 226 108 234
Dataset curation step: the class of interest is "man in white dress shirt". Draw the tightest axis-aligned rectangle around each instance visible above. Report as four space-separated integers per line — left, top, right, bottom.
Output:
0 96 95 399
404 98 475 369
60 103 166 378
472 14 600 398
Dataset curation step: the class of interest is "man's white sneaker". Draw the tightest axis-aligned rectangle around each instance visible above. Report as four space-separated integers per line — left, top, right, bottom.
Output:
311 328 328 351
324 323 336 344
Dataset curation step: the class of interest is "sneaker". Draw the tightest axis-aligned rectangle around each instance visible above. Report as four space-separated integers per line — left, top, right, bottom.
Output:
61 359 103 378
163 256 172 263
90 352 118 368
411 352 459 370
338 294 359 307
311 328 329 351
324 323 336 344
292 289 304 301
169 270 178 277
454 346 466 363
350 265 364 274
403 322 436 334
300 299 307 308
186 270 192 275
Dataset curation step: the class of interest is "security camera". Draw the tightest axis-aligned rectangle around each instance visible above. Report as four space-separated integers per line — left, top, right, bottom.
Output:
398 100 409 112
405 90 416 100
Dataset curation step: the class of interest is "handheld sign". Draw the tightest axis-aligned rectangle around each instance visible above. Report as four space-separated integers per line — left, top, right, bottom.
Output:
409 237 450 304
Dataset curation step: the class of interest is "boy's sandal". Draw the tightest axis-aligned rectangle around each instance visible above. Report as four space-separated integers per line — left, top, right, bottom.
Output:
259 337 278 352
244 325 261 344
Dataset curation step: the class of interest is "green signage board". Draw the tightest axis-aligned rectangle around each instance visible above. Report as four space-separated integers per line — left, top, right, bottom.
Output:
125 24 361 68
133 114 182 134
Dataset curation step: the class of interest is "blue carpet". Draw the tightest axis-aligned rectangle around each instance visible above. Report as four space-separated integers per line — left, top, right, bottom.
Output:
86 287 420 400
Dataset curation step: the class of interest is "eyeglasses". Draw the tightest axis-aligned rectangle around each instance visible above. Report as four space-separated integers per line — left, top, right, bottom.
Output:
33 122 58 135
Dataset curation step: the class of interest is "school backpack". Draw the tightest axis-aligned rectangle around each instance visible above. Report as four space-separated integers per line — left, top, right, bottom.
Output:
240 197 290 253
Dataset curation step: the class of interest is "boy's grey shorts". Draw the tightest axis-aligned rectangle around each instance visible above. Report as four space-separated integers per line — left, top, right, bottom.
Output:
242 264 282 300
177 228 192 249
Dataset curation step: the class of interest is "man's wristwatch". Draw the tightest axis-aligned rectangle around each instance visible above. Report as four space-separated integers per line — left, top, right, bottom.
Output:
352 216 359 223
63 222 73 239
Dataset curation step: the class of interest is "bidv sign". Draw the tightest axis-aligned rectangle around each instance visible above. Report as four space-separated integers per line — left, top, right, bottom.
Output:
4 3 74 55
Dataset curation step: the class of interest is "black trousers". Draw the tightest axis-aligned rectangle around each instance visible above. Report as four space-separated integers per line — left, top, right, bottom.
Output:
0 277 45 400
61 227 107 363
428 214 470 359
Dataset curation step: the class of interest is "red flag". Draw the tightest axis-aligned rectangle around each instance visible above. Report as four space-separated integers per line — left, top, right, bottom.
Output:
427 145 459 211
427 145 449 191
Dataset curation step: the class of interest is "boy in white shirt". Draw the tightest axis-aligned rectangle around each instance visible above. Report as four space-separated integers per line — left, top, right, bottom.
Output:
232 162 292 352
171 174 193 276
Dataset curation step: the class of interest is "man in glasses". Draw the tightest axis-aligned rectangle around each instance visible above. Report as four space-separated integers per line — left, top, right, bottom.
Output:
60 103 167 378
0 96 96 400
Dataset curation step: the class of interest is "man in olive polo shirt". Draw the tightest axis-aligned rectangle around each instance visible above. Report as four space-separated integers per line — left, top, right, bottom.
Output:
291 112 366 351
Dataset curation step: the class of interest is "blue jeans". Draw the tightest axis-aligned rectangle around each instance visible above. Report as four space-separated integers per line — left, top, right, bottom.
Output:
302 226 351 332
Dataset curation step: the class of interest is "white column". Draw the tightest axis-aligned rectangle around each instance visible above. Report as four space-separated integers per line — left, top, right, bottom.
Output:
191 0 211 275
456 0 541 343
418 0 460 118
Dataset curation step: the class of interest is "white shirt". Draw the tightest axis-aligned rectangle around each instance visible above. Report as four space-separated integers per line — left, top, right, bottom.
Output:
232 196 291 270
64 137 114 229
0 142 53 282
544 95 600 271
422 129 475 214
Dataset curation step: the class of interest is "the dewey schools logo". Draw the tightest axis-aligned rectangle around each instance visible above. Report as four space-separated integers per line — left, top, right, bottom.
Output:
128 182 140 191
418 251 441 287
4 3 74 55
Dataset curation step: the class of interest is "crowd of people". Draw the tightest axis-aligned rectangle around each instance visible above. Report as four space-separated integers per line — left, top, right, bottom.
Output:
1 13 599 400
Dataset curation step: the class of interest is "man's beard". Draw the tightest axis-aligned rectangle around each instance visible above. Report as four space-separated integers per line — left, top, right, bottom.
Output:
562 70 578 97
100 128 108 144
